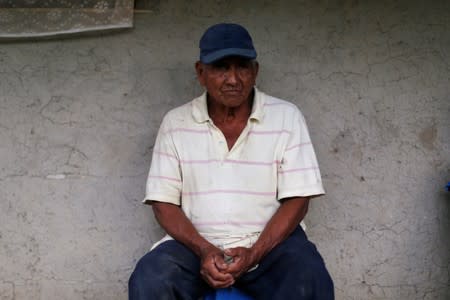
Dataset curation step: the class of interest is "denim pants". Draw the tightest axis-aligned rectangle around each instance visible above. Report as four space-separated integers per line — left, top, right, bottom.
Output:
129 226 334 300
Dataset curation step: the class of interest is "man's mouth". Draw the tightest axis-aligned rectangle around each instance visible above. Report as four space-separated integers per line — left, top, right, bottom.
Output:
222 90 242 95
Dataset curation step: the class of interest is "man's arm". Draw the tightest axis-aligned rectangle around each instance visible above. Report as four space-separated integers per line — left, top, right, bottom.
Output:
151 201 235 288
222 196 310 278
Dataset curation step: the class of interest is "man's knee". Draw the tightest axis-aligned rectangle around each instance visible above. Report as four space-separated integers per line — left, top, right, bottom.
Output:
284 247 334 299
129 251 180 297
129 243 205 300
259 234 333 299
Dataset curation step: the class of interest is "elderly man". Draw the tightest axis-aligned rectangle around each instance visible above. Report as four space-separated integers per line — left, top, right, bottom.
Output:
129 23 334 300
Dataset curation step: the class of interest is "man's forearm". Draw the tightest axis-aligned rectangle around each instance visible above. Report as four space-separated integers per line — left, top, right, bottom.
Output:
250 197 310 263
152 201 216 256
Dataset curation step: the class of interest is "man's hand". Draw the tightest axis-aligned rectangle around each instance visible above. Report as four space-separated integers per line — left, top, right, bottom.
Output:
152 202 234 288
221 247 258 279
200 245 235 288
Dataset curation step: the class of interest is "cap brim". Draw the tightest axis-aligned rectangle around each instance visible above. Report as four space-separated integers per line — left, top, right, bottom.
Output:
201 48 257 64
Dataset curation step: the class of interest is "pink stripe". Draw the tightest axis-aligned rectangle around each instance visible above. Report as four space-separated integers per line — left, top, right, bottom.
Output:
165 128 208 134
278 167 318 174
194 221 266 226
180 159 279 166
248 129 291 135
182 190 276 196
181 159 219 164
224 159 280 166
286 142 312 151
154 151 178 160
148 175 181 182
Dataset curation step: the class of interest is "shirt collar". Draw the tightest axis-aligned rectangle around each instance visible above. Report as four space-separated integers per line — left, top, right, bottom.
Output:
191 87 265 123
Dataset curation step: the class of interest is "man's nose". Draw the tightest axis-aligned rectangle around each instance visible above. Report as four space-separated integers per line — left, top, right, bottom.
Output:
224 66 239 84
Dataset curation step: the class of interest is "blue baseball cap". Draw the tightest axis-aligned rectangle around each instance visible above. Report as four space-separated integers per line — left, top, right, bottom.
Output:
199 23 257 64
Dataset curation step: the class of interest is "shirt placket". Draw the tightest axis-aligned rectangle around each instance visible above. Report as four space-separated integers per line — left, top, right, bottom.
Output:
207 122 228 163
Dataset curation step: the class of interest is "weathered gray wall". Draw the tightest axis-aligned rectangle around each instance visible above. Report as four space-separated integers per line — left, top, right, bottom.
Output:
1 1 449 299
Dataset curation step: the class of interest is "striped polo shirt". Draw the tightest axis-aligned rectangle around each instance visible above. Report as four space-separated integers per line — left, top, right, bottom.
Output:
144 88 325 249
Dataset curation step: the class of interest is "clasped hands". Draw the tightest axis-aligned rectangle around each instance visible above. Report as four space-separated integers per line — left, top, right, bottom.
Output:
200 245 258 288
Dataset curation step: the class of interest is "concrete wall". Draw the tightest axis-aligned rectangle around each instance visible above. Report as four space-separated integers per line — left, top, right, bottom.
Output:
1 1 449 299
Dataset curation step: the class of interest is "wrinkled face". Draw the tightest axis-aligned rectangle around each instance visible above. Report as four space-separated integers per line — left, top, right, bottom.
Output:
195 56 259 108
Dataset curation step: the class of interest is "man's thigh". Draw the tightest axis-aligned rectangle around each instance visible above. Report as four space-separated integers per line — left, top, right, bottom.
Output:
129 240 209 300
237 227 334 300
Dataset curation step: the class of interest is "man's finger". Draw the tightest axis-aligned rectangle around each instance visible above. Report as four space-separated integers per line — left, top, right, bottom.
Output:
201 270 234 288
203 258 234 281
213 254 229 270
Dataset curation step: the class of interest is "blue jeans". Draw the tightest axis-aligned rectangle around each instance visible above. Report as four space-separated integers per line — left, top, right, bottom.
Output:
129 226 334 300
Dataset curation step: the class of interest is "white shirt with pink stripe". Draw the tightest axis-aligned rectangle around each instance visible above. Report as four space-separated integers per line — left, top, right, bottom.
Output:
144 88 325 249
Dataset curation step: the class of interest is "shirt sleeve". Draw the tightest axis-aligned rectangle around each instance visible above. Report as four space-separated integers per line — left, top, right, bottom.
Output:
277 108 325 200
143 114 182 205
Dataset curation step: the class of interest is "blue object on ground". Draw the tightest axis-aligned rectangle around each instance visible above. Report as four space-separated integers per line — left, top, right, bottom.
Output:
204 287 253 300
447 182 450 191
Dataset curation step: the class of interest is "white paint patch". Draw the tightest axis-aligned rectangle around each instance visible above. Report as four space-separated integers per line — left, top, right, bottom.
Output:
46 174 66 180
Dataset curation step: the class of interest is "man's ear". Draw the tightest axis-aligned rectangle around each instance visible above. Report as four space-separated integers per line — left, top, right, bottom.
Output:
195 61 206 86
253 61 259 77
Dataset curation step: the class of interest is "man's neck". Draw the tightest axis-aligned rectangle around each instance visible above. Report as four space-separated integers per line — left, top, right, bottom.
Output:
207 92 254 125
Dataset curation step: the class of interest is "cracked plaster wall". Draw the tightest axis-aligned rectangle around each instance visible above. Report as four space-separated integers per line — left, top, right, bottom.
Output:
0 1 449 299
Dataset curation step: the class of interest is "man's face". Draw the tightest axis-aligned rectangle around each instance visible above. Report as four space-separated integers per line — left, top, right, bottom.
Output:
195 56 259 108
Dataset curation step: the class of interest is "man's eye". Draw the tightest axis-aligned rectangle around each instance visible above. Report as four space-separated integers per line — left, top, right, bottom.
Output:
238 62 251 68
